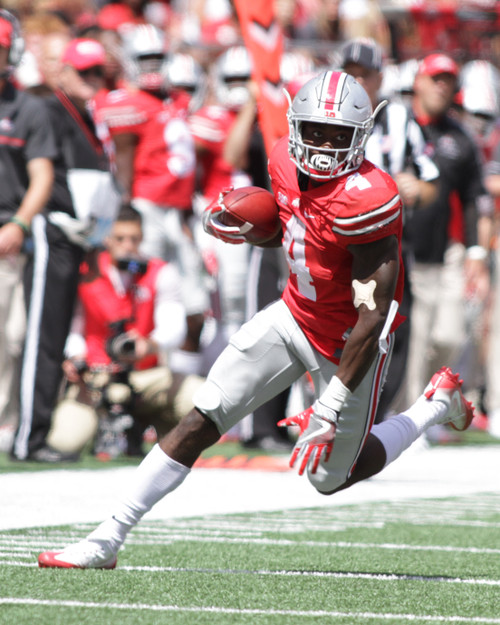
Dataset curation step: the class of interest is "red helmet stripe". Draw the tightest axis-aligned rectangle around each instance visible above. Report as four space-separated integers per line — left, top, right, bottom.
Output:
321 71 346 113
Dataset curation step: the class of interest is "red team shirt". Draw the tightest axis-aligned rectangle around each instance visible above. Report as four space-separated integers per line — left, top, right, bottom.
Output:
269 136 404 364
78 251 165 370
93 87 195 208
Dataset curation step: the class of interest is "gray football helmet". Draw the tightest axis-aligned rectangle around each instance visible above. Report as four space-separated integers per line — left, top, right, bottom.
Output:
287 70 385 180
213 46 252 110
120 24 168 93
164 52 206 111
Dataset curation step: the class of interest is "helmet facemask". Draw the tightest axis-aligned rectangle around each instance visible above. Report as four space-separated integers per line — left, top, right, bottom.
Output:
289 115 372 180
134 54 166 92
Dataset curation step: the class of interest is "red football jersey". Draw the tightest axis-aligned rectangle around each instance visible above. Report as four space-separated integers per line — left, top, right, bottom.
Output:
94 87 195 208
269 136 404 363
189 104 251 202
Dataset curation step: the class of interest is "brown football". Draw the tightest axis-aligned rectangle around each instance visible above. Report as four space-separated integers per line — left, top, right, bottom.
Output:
220 186 281 244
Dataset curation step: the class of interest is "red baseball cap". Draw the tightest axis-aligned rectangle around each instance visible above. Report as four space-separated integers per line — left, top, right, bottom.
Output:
418 53 459 78
62 38 106 71
0 17 13 48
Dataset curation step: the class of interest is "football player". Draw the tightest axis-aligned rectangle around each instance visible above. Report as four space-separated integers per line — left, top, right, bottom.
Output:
93 24 209 378
38 71 474 569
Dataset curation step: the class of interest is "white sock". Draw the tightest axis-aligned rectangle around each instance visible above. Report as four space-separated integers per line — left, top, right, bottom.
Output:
372 394 447 467
371 415 419 466
86 444 190 551
401 394 448 434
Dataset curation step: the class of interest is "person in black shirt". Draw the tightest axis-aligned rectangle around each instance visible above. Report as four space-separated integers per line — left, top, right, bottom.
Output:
340 37 439 423
405 54 493 412
0 10 56 454
11 37 120 461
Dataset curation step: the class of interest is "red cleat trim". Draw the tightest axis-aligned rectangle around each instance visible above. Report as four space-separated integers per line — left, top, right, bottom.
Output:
38 551 117 569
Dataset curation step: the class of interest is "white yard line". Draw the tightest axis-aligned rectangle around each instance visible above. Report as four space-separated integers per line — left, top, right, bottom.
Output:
3 561 500 587
1 598 500 623
1 444 499 531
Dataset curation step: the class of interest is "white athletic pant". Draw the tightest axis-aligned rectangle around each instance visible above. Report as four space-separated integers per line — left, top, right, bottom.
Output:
193 299 393 492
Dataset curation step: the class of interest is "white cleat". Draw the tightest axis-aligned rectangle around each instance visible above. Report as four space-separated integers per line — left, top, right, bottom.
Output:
38 540 117 569
423 366 475 431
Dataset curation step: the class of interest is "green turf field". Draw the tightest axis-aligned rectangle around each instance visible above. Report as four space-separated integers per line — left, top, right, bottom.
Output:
1 492 499 624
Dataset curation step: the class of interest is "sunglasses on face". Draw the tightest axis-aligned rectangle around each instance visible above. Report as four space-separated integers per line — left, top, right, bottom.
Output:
78 66 105 79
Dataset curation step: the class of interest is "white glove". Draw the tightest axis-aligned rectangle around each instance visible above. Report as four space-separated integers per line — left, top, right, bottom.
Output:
278 402 338 475
278 376 351 475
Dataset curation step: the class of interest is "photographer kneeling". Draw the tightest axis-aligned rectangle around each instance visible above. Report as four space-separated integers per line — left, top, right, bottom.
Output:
47 204 204 458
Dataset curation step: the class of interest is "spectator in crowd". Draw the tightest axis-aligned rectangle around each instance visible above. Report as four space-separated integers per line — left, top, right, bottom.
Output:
93 23 208 379
338 0 391 54
340 37 439 422
48 204 204 458
13 10 71 90
452 60 500 429
34 29 71 95
404 54 493 430
38 70 474 569
0 9 56 453
275 0 390 53
471 65 500 439
11 37 120 462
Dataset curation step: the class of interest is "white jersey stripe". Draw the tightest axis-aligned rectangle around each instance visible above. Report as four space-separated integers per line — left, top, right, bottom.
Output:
332 209 401 237
334 194 401 226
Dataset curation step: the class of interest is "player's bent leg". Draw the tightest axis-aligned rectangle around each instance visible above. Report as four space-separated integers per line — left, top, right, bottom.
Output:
309 366 474 497
304 347 391 495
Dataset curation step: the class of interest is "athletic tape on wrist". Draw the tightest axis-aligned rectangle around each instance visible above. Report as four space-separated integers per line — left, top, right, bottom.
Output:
320 375 352 414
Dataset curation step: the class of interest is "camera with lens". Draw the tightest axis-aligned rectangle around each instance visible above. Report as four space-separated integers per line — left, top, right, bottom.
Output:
105 319 136 361
105 257 147 361
116 256 148 276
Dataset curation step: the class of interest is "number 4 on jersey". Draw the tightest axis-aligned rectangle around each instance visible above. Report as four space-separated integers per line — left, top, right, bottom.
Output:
283 215 316 301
